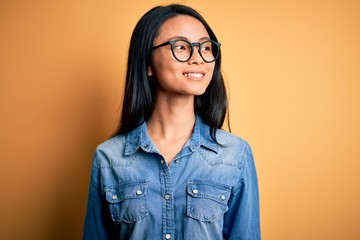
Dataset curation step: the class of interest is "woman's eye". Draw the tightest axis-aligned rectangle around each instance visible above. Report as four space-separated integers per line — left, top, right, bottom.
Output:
173 40 190 51
201 46 212 52
174 45 187 50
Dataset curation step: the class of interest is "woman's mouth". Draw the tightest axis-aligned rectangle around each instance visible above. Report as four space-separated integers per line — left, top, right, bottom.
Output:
183 73 204 79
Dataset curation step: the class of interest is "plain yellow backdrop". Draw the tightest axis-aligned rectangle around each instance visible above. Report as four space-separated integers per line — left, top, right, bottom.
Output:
0 0 359 239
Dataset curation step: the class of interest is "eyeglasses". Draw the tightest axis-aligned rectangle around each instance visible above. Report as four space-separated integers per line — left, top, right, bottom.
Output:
153 39 221 63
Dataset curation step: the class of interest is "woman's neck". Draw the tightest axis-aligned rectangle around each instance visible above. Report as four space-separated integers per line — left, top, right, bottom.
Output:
147 95 196 141
146 94 196 164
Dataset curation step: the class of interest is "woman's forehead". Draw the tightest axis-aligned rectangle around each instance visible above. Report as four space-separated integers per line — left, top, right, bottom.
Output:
156 15 209 42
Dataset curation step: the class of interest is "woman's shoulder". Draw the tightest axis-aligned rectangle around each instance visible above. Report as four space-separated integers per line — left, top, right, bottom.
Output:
96 134 126 151
216 129 251 149
201 129 254 169
92 135 127 165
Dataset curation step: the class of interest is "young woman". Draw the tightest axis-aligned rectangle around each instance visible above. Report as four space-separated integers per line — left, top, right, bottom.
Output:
83 4 261 240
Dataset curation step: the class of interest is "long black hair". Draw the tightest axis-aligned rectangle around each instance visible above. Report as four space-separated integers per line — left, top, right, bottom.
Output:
113 4 229 142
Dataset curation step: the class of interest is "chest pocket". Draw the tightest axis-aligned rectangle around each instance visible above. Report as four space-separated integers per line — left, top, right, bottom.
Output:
187 180 232 222
105 181 148 223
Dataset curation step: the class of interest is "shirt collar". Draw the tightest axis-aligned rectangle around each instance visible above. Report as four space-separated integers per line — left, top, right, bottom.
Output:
124 114 219 156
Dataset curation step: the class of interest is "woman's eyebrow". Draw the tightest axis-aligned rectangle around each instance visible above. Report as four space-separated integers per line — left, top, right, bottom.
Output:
167 36 211 41
199 36 211 41
168 36 189 41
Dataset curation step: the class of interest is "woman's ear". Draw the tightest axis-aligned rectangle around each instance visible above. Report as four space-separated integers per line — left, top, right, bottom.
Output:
148 66 153 76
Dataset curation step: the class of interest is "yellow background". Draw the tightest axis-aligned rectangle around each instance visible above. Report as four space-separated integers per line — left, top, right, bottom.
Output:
1 0 359 239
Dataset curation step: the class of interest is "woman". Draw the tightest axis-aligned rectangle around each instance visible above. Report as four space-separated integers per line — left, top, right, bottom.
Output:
83 4 260 240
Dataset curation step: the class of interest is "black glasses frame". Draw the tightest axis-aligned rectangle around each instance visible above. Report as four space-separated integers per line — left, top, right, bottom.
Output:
153 39 221 63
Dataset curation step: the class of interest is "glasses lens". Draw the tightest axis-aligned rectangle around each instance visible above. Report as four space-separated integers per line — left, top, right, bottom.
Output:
172 40 192 61
200 41 219 62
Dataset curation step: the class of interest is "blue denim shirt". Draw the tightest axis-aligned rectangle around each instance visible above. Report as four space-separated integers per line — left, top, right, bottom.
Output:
83 115 261 240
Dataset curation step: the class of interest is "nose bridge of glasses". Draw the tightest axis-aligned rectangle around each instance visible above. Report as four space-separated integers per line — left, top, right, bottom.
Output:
189 42 203 60
190 42 201 48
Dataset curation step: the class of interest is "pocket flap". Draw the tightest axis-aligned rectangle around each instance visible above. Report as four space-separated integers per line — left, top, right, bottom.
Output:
106 181 148 204
187 180 231 205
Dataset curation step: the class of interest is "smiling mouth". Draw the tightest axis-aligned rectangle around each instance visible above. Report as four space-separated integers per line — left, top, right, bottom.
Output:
183 73 204 79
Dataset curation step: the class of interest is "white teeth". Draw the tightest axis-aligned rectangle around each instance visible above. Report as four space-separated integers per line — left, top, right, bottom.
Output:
183 73 204 78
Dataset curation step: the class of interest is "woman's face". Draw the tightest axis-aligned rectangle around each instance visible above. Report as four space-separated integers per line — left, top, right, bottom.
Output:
150 15 215 97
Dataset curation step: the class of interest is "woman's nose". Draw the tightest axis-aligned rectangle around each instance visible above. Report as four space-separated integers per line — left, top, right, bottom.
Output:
188 47 204 64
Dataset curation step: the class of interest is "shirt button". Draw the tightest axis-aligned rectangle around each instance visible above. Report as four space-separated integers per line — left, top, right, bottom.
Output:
174 160 178 164
220 195 226 200
192 189 198 194
165 234 171 239
160 160 165 164
164 194 171 200
136 190 142 195
112 195 118 200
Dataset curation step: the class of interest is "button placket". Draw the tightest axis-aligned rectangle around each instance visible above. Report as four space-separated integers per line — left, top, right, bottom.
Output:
160 157 174 240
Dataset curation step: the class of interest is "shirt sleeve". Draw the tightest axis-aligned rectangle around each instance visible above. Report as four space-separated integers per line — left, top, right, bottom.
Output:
223 143 261 240
82 151 114 240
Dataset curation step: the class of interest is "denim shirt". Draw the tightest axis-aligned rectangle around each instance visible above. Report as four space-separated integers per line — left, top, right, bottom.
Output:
83 115 261 240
